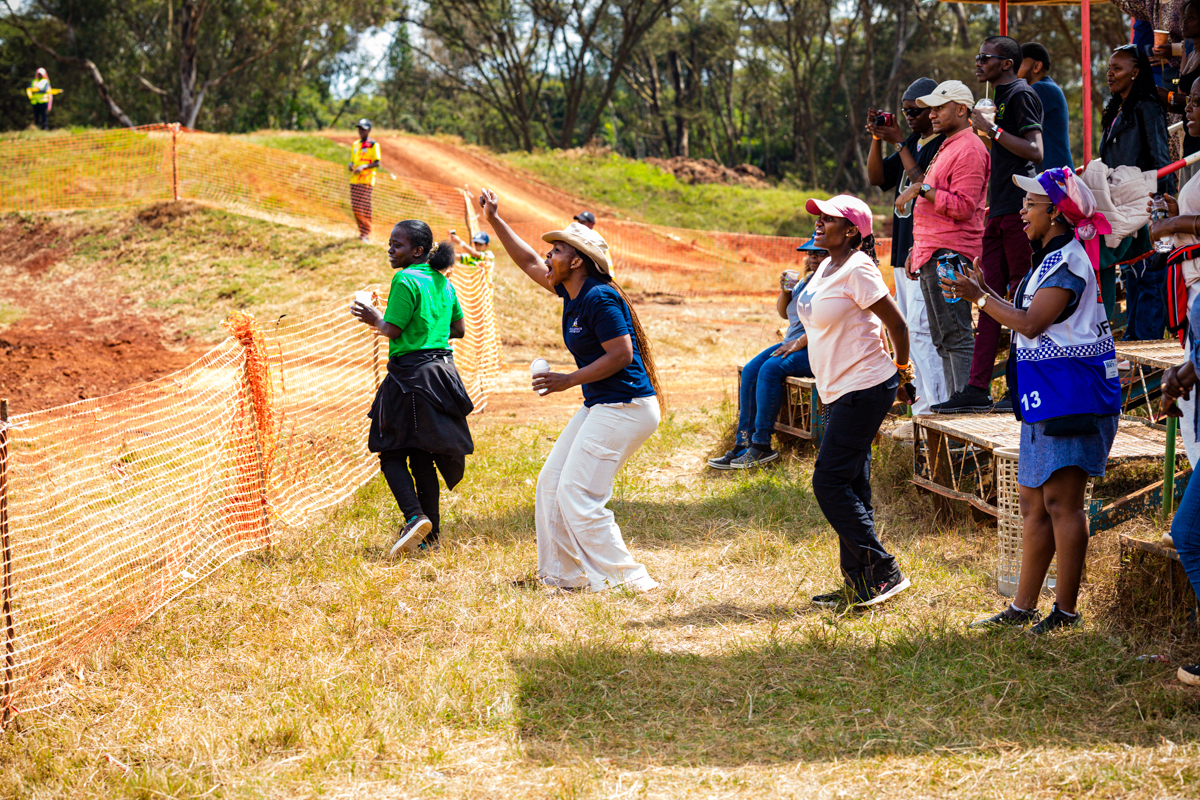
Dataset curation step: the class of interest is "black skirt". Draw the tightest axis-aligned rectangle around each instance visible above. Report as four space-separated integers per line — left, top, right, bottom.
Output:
368 349 474 489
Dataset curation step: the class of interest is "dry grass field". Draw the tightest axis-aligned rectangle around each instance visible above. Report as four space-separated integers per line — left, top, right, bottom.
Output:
3 206 1200 798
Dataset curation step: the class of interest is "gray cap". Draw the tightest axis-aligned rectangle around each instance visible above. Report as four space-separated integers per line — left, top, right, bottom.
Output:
902 78 939 102
356 118 372 130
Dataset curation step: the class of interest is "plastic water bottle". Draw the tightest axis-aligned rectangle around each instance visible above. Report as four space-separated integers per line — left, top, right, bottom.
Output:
936 253 961 303
531 358 550 395
1151 194 1174 253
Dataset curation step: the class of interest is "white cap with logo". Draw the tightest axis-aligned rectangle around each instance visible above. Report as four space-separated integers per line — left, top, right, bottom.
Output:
916 80 976 109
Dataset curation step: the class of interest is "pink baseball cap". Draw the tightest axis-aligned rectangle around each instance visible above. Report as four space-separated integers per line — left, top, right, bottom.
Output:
805 195 873 237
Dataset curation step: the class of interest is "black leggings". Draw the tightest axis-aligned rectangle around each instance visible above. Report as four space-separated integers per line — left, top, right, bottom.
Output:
379 449 440 540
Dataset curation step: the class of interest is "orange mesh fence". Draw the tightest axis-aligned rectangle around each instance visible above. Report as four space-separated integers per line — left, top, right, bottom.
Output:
0 283 497 723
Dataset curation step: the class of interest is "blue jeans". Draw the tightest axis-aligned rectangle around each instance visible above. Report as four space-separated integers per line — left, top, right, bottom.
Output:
1170 469 1200 604
738 342 814 447
1121 258 1166 341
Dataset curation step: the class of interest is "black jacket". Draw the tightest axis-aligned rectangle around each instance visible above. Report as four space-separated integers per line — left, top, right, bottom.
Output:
368 349 474 488
1098 96 1175 194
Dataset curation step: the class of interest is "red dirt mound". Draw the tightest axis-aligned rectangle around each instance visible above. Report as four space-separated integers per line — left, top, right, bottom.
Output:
643 157 769 188
0 215 202 414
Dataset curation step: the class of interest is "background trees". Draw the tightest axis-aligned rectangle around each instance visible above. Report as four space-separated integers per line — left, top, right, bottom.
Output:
1 0 1132 197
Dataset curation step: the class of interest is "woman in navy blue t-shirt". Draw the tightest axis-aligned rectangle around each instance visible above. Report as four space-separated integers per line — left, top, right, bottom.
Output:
481 188 664 593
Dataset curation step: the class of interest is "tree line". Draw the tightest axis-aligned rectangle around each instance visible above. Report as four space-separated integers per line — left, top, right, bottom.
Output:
2 0 1131 197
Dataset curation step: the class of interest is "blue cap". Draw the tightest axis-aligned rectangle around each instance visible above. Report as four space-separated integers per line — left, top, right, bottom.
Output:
472 232 490 245
796 235 826 252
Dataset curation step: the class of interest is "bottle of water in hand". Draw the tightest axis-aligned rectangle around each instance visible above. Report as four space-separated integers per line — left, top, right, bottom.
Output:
936 253 961 303
531 358 550 396
1152 194 1174 253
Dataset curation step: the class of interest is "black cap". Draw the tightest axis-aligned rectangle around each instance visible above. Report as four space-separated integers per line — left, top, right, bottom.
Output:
1020 42 1051 72
573 211 596 224
356 118 372 131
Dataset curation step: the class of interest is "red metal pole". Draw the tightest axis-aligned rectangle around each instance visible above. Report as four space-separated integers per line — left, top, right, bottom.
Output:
1082 0 1093 164
999 0 1007 35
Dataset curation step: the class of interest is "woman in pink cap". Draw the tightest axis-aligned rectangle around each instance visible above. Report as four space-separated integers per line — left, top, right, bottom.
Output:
795 194 916 608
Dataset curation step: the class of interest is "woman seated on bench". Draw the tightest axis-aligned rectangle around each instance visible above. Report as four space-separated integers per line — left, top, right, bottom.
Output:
708 238 824 470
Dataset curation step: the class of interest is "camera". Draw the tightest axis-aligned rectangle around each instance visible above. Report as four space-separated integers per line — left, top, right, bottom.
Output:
874 112 896 127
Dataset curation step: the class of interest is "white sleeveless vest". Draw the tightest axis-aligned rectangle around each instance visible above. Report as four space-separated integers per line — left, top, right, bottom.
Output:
1012 237 1121 423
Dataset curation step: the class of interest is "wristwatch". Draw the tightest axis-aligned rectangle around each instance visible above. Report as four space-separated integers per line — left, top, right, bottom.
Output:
975 294 989 309
894 142 905 153
989 124 1001 139
919 183 932 199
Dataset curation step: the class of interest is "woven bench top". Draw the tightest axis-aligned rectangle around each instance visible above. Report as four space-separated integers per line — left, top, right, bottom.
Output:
914 413 1170 461
1115 340 1187 370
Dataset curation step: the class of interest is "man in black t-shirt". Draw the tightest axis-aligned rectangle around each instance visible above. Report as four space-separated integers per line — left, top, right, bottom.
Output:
866 77 948 426
938 34 1044 413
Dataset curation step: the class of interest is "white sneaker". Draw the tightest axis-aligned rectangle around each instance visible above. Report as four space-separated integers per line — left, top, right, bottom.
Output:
891 421 915 441
390 515 432 558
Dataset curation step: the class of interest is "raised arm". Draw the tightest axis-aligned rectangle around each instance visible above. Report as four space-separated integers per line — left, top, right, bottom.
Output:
479 188 554 294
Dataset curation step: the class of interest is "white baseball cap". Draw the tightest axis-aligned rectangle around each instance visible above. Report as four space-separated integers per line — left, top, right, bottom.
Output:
916 80 976 109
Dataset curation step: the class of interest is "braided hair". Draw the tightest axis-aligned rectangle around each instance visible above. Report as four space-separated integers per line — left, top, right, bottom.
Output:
394 219 456 272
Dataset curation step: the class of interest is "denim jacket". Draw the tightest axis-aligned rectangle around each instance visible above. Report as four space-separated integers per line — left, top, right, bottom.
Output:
1098 96 1175 194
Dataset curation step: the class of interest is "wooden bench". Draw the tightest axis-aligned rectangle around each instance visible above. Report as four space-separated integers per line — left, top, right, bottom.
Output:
912 413 1190 532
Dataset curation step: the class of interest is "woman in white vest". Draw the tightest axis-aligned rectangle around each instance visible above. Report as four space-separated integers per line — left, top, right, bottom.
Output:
943 167 1121 634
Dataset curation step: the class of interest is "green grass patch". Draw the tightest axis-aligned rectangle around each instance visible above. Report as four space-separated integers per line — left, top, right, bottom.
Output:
0 299 25 325
237 132 351 166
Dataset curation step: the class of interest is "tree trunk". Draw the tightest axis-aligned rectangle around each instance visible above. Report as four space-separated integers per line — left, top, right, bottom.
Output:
179 0 205 126
668 49 689 157
647 53 673 155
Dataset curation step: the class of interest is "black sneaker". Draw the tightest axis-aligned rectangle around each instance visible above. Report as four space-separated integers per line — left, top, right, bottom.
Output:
708 448 746 470
1178 665 1200 687
992 391 1014 413
730 446 780 469
851 572 911 607
969 604 1040 629
931 385 993 414
390 514 433 558
1028 602 1081 634
812 585 855 608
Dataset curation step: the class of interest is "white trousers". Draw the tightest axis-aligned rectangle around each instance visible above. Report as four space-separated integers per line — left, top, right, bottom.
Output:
536 396 660 592
894 267 947 415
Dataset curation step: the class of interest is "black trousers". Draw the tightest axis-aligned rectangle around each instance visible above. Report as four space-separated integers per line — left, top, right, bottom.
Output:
379 448 440 540
32 103 48 130
812 373 900 591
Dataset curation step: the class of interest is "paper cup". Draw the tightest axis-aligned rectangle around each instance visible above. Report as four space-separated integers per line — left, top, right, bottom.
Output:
354 290 374 307
1155 30 1171 49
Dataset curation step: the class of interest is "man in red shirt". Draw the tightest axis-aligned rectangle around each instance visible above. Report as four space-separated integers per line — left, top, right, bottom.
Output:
899 80 991 407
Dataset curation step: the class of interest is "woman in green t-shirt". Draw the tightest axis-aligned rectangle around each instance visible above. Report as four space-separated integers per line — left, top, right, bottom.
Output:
351 219 475 557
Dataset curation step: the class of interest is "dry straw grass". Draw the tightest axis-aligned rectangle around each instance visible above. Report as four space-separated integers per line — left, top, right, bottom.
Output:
4 210 1200 798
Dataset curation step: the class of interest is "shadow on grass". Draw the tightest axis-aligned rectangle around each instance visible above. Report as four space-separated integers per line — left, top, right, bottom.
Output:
512 623 1200 766
624 602 811 630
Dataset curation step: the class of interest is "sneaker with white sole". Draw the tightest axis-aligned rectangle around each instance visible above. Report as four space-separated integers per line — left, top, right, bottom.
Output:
969 604 1040 629
707 447 746 470
1028 602 1081 634
390 514 432 558
812 585 855 608
931 386 993 414
852 573 911 607
730 446 780 469
1178 664 1200 687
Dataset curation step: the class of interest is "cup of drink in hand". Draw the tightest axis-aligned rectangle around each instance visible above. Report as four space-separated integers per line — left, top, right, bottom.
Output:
531 358 550 395
354 290 374 308
782 269 800 291
974 98 996 127
1155 30 1171 50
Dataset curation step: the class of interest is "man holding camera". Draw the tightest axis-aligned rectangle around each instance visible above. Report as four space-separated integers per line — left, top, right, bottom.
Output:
866 77 947 435
896 80 991 408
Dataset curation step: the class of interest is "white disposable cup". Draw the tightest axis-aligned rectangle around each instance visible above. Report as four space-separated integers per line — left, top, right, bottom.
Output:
354 290 373 307
782 269 800 291
531 358 550 395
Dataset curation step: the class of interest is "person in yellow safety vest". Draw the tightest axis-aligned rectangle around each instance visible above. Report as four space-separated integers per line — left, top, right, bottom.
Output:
27 68 52 130
348 118 382 243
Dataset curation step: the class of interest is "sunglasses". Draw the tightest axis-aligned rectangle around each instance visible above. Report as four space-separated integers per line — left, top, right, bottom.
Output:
1021 198 1053 211
1113 43 1139 52
975 53 1003 64
902 107 925 118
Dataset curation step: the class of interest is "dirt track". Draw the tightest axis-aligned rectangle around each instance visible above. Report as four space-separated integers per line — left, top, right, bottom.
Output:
326 132 596 226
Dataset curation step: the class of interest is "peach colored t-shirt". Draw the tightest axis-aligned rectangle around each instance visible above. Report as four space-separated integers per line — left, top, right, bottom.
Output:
793 251 896 404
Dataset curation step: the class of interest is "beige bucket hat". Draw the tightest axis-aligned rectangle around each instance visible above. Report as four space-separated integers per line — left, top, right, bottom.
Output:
542 222 612 276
